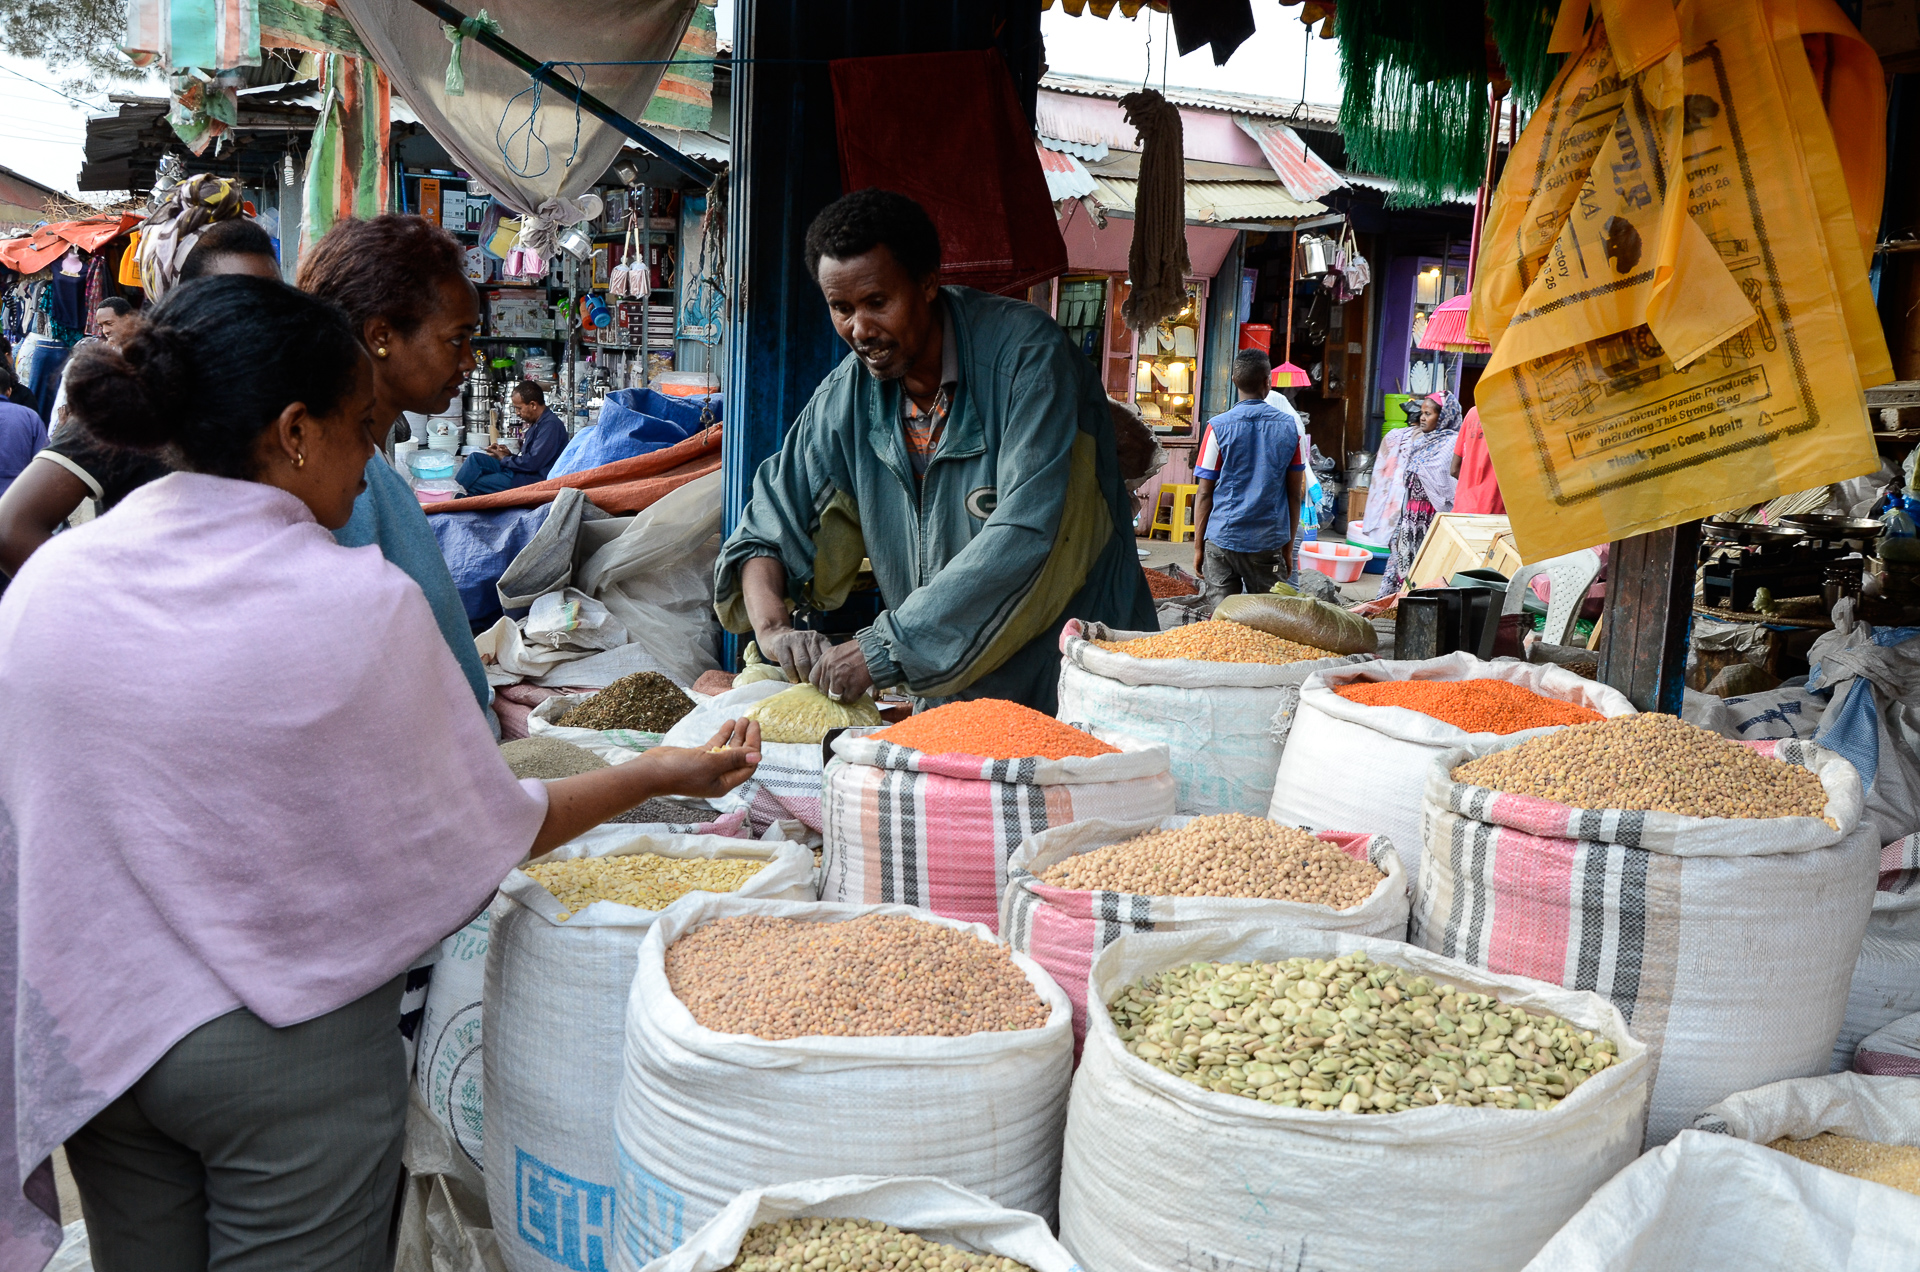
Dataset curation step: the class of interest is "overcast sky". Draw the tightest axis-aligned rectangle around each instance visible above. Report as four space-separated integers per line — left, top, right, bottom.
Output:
2 4 1344 204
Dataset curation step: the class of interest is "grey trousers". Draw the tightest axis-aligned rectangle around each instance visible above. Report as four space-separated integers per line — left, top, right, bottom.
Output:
1201 539 1291 609
64 975 408 1272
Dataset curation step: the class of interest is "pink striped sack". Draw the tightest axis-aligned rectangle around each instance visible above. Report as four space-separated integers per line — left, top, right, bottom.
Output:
1413 735 1878 1146
1001 816 1408 1056
821 730 1175 931
1854 1010 1920 1077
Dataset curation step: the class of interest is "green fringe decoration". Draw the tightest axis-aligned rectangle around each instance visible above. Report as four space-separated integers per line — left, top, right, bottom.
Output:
1337 0 1492 209
1485 0 1564 109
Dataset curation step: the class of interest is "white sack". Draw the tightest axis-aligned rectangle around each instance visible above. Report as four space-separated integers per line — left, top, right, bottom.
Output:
1526 1073 1920 1271
1855 1010 1920 1076
485 833 813 1272
1055 618 1373 816
1718 685 1829 740
612 896 1073 1271
635 1176 1081 1272
1059 924 1649 1272
1835 832 1920 1070
526 693 657 763
575 472 724 687
1806 602 1920 845
1269 653 1635 886
664 680 826 834
415 912 491 1196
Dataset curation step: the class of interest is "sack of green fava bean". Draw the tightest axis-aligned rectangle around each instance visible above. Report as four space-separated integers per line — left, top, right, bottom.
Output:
1214 591 1377 656
1058 925 1649 1272
1415 722 1878 1146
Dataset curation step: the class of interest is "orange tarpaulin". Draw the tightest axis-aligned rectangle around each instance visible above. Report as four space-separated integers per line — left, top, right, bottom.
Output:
423 426 721 516
0 215 141 275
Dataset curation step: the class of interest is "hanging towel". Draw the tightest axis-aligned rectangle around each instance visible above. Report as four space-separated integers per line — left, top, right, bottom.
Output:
830 49 1066 297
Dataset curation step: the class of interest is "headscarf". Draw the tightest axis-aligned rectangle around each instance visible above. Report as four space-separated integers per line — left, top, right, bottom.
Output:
1360 391 1463 541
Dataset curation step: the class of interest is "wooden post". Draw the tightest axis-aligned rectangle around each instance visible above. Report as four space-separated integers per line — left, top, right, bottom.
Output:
1598 522 1700 714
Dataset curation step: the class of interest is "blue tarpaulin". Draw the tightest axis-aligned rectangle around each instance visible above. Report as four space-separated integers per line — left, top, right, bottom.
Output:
429 503 554 626
549 388 722 479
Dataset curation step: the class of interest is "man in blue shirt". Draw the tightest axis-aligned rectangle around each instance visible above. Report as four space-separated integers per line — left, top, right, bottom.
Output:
456 380 567 495
1191 349 1305 608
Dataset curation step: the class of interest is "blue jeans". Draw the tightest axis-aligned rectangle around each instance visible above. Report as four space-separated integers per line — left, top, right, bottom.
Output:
455 452 538 496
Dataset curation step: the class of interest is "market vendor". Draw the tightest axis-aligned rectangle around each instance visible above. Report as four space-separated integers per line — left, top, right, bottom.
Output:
715 189 1153 714
454 380 567 495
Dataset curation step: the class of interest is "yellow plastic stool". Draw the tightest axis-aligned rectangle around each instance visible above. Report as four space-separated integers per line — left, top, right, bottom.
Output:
1151 484 1200 543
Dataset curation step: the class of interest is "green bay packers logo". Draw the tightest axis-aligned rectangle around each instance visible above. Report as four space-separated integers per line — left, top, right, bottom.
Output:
965 486 998 520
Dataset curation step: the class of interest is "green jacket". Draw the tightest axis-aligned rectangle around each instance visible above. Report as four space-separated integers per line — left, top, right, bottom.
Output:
716 285 1153 713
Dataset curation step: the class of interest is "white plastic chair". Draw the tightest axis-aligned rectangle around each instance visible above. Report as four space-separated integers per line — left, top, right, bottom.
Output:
1501 549 1603 647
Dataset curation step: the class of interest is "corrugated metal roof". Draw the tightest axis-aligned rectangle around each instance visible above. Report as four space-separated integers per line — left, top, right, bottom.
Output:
1089 175 1326 225
1037 143 1097 201
1234 116 1346 202
1037 133 1108 162
1040 72 1340 129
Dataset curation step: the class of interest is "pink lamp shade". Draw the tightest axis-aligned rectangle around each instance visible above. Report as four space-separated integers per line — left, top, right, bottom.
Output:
1416 294 1491 353
1270 361 1313 388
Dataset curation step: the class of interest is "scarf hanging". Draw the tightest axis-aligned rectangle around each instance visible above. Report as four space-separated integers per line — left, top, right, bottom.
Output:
300 51 392 256
1336 0 1490 209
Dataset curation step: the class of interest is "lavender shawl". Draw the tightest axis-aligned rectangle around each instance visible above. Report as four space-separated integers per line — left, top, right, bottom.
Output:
1360 393 1461 543
0 473 548 1266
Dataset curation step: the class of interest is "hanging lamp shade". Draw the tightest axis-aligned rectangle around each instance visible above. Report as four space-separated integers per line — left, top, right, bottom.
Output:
1271 361 1313 388
1416 294 1491 352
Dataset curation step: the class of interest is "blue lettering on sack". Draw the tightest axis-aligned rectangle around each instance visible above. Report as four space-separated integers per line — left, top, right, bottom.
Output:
515 1148 615 1271
615 1140 684 1265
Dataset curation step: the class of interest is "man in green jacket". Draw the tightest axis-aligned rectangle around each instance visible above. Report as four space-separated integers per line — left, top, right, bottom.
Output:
715 189 1153 714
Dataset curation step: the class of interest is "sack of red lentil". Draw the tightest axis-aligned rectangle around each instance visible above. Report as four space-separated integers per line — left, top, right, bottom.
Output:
1058 925 1649 1272
1055 618 1373 818
1525 1074 1920 1271
635 1175 1080 1272
610 897 1073 1271
1833 834 1920 1071
486 831 815 1272
1414 721 1879 1146
1855 1010 1920 1077
1001 815 1409 1054
819 702 1175 931
1268 653 1635 889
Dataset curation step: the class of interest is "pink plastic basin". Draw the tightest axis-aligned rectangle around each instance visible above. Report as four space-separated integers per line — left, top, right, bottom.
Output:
1299 540 1369 583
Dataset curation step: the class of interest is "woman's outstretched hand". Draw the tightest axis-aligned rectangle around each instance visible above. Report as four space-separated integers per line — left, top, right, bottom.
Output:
529 720 762 855
642 720 763 798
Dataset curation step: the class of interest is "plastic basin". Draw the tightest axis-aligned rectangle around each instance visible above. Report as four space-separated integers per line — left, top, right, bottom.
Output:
1299 540 1370 583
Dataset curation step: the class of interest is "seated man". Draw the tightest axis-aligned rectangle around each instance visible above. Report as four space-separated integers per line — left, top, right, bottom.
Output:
455 381 567 495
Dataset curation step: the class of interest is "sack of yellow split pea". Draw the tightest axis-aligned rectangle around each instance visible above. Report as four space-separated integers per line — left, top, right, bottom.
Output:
1469 0 1892 561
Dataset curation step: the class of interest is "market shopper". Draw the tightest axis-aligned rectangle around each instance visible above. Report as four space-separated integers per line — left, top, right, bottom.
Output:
1365 390 1462 598
0 275 763 1272
717 189 1152 713
1191 349 1306 607
1450 404 1505 515
176 216 279 283
0 364 47 498
454 379 567 493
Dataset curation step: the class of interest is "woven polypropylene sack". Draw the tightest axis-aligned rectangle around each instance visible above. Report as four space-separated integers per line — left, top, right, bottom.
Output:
414 911 491 1198
820 724 1174 932
1058 925 1649 1272
1268 653 1635 889
1832 834 1920 1071
1414 735 1877 1145
1000 816 1409 1055
1055 619 1372 817
611 897 1072 1271
1855 1010 1920 1077
634 1176 1081 1272
485 833 813 1272
1525 1074 1920 1271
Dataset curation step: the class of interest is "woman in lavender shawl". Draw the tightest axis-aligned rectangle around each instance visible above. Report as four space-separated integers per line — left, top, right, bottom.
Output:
1365 391 1463 598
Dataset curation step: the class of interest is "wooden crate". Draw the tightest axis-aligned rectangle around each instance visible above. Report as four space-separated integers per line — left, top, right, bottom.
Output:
1406 513 1523 589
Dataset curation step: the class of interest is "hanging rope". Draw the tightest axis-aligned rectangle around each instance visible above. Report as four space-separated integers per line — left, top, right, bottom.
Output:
1118 88 1190 332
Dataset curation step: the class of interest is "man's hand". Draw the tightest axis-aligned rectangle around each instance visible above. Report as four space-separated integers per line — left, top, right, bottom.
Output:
486 443 512 459
811 640 875 703
759 627 834 683
639 720 763 798
1192 543 1206 577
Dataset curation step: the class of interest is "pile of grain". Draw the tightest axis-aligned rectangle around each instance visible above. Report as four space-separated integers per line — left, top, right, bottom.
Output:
556 672 695 733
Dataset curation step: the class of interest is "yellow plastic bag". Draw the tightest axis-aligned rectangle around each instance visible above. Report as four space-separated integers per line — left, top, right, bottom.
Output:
1471 0 1891 561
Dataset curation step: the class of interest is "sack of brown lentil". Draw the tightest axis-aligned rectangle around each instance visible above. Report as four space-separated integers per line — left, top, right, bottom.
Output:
820 710 1175 932
633 1175 1079 1272
1058 925 1649 1272
1855 1010 1920 1077
1268 653 1635 890
1527 1074 1920 1271
1001 815 1409 1055
1414 720 1879 1146
611 897 1073 1270
1832 834 1920 1072
486 831 815 1272
1055 619 1373 818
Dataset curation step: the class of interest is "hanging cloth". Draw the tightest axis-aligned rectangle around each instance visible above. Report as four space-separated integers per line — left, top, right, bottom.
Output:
299 51 391 257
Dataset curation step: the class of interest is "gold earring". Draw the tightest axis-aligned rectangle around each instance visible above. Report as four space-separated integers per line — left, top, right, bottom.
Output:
294 452 306 468
375 347 389 358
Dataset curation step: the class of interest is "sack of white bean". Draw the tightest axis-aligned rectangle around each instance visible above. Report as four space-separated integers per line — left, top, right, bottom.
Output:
611 897 1073 1271
486 831 814 1272
634 1175 1080 1272
1055 619 1372 817
1832 834 1920 1071
1855 1010 1920 1077
1525 1073 1920 1271
1414 718 1879 1146
1001 814 1409 1055
820 720 1174 932
1268 653 1635 888
1058 925 1649 1272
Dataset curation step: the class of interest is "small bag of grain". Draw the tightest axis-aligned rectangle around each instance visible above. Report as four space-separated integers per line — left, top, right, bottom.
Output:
1416 716 1879 1145
1002 815 1408 1054
821 700 1175 930
1270 653 1634 885
611 898 1072 1268
1525 1073 1920 1270
1056 619 1371 817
